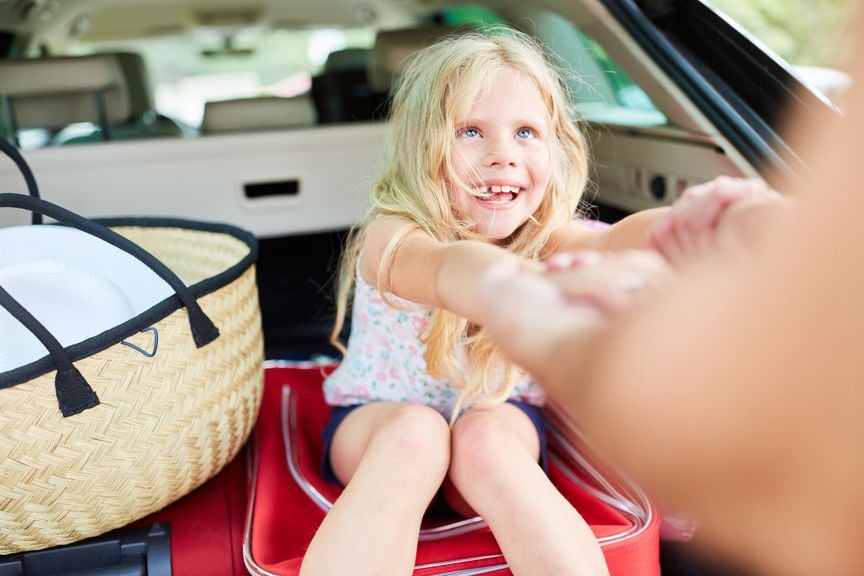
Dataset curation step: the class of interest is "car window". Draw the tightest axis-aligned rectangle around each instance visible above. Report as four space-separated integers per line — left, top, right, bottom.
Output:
568 29 666 126
69 27 375 129
706 0 855 105
7 5 666 149
439 5 666 127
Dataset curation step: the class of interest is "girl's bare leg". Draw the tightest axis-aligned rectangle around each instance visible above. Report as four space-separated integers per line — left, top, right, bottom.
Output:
300 402 451 576
447 403 609 576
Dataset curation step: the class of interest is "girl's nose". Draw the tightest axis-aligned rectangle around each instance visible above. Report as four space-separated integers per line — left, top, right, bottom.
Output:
485 136 519 167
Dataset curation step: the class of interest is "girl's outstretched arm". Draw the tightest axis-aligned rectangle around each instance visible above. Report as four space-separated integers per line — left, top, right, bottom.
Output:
361 216 541 323
545 208 667 254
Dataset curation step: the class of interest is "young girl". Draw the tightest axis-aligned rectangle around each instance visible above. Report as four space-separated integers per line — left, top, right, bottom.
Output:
300 28 761 576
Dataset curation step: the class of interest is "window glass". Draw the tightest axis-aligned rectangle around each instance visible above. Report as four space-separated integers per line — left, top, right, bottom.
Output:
440 7 666 127
707 0 856 104
70 27 375 128
707 0 855 67
568 29 666 126
438 5 504 26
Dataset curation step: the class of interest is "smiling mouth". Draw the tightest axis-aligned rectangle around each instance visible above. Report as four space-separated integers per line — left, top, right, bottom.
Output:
473 185 523 204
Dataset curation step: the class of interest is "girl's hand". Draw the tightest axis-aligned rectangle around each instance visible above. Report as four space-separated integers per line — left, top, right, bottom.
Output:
647 177 784 266
475 251 673 374
475 258 605 373
544 249 674 314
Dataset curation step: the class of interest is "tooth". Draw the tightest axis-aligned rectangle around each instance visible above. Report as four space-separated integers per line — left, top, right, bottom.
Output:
491 186 501 193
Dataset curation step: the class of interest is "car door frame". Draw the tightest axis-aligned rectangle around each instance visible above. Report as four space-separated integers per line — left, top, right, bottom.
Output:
601 0 838 181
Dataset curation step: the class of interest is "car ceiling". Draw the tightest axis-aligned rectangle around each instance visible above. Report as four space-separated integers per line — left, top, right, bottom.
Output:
0 0 603 78
0 0 737 145
0 0 432 41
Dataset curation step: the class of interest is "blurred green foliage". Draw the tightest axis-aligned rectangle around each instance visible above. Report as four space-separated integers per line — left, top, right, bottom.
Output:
709 0 858 66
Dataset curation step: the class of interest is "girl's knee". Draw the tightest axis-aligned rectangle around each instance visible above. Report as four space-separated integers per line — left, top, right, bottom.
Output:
449 409 517 483
375 404 450 471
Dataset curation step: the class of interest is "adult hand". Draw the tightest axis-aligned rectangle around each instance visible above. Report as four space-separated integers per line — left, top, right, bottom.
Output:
476 250 673 376
647 177 784 266
544 249 673 314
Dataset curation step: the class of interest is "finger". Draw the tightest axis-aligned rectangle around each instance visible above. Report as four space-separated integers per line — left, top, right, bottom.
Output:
545 250 604 272
668 180 749 262
666 185 715 261
548 252 672 313
647 212 688 265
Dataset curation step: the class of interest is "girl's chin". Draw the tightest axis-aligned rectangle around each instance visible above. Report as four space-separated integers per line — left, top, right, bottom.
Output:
475 221 522 241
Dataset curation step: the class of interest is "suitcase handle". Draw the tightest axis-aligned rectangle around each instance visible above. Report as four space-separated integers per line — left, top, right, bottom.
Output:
0 193 220 417
0 523 172 575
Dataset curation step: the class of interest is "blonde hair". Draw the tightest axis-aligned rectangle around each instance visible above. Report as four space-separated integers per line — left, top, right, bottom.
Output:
330 27 590 421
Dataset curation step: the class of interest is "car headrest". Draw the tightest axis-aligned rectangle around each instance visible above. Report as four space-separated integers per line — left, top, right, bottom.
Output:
0 54 130 130
201 95 318 134
324 48 371 73
105 51 155 117
368 26 460 92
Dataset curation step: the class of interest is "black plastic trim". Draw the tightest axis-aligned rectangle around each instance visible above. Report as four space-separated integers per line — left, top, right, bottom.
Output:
0 523 171 576
601 0 834 179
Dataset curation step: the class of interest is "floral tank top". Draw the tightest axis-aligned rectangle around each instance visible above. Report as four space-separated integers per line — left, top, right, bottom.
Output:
323 270 546 419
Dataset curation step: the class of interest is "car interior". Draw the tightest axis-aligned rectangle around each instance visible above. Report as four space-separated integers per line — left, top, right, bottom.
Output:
0 1 805 572
0 0 769 357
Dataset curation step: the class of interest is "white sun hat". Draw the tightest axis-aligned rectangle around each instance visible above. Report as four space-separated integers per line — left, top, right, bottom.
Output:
0 225 173 372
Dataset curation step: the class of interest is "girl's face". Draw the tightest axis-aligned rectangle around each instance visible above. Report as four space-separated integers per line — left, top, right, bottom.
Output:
448 67 552 240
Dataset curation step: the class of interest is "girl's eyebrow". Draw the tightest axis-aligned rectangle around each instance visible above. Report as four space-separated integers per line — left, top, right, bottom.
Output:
458 116 548 127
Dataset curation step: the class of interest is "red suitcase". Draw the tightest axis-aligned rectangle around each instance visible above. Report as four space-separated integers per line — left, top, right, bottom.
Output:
244 362 660 575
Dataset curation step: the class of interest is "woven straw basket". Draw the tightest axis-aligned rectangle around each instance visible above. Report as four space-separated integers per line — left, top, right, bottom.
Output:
0 142 264 554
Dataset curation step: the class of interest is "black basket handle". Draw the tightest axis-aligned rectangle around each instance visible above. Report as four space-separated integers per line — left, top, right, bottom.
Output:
0 193 220 417
0 135 42 223
0 286 99 417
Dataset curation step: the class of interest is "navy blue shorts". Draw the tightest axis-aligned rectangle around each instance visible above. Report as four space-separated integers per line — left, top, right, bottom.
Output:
321 400 548 486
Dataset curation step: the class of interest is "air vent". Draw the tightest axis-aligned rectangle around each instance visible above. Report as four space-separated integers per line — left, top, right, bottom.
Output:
194 9 261 27
9 0 56 21
11 0 39 21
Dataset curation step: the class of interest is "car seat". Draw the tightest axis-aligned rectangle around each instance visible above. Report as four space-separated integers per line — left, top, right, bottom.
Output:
310 48 387 124
366 25 461 94
200 95 317 134
53 51 186 145
0 54 130 147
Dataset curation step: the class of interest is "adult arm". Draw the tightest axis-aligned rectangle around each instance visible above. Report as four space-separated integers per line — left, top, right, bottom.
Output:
478 18 864 576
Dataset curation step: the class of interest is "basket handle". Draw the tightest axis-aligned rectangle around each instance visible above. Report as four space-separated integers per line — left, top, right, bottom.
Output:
0 192 220 417
0 286 99 416
0 136 42 224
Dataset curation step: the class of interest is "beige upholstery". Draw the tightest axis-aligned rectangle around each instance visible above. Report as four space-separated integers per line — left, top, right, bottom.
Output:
368 26 460 92
201 95 317 134
109 51 155 117
0 55 129 130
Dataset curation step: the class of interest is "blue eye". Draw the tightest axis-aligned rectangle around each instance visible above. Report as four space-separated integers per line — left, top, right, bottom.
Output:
516 128 536 139
459 127 480 138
